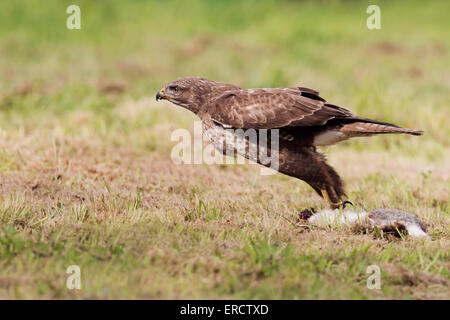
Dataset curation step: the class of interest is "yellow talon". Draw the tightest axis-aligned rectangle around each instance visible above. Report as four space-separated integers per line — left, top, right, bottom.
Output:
321 189 353 209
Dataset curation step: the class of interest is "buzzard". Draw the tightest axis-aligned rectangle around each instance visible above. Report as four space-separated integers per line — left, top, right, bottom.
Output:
156 77 423 209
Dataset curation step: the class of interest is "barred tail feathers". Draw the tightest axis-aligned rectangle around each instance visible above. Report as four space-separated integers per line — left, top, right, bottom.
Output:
340 121 423 136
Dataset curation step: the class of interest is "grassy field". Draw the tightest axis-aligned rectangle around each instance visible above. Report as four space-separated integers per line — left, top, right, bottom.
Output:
0 0 448 299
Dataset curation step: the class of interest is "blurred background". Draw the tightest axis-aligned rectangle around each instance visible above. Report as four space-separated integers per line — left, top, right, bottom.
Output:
0 0 449 157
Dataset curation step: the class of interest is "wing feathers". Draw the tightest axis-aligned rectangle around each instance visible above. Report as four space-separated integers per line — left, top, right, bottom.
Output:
207 89 331 129
205 87 421 135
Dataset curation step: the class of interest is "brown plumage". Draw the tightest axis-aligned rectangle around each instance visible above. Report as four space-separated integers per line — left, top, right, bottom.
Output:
156 77 423 208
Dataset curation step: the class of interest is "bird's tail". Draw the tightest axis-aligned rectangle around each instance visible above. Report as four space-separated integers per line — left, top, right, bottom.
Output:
339 121 423 136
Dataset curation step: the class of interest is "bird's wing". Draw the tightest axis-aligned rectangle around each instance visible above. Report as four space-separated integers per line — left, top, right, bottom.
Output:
206 88 356 129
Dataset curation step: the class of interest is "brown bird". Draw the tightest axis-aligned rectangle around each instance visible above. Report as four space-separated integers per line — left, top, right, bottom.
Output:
156 77 423 209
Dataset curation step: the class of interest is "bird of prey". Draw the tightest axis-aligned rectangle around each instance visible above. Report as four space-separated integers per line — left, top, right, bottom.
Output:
156 77 423 209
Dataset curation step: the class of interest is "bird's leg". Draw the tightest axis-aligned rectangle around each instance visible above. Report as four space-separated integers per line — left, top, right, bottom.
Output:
320 189 333 208
320 189 353 209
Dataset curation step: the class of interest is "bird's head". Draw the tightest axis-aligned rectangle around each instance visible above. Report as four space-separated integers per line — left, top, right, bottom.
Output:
156 77 213 114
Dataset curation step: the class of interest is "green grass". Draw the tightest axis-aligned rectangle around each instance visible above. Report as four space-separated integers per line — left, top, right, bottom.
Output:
0 0 448 299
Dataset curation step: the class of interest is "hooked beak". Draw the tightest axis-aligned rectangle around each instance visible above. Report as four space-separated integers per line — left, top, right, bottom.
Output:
156 88 165 101
156 87 175 101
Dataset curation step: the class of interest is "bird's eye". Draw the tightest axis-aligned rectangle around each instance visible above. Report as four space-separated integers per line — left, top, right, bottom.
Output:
169 85 178 93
